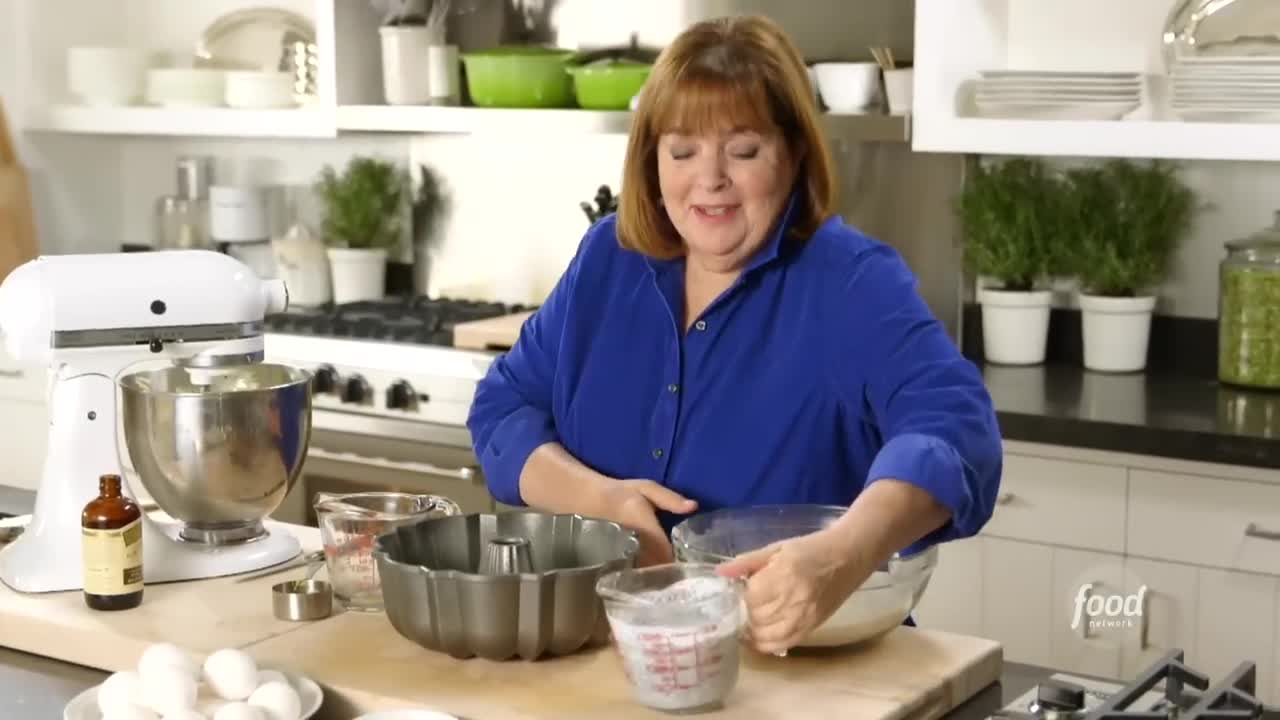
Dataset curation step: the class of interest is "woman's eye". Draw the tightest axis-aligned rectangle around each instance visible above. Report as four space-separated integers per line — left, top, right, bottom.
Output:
670 149 694 160
731 147 759 159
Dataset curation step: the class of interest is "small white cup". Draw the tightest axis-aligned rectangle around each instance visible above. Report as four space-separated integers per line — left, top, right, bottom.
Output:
67 47 153 106
883 68 914 115
811 62 881 113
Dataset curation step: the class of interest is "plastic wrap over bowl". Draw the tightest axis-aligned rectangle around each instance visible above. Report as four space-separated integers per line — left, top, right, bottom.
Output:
373 511 640 660
671 504 938 648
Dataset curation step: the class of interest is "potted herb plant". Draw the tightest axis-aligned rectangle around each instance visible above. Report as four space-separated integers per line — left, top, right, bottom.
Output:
314 156 409 303
957 157 1064 365
1062 159 1197 373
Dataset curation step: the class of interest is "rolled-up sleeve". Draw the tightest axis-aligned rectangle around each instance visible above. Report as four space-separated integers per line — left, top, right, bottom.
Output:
838 246 1003 550
466 234 587 506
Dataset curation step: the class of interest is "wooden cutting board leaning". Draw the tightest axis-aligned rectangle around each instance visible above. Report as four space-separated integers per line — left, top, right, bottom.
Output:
453 310 534 351
0 99 39 284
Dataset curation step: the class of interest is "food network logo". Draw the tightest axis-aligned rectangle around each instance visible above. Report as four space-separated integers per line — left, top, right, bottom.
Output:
1071 583 1146 630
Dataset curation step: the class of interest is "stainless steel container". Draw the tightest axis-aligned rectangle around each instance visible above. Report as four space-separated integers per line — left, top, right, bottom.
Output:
118 362 312 544
373 511 640 661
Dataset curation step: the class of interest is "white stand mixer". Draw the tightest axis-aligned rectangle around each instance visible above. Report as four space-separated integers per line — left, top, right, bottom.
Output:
0 250 304 593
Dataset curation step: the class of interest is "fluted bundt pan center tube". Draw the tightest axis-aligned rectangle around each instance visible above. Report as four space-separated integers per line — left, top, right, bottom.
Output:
373 511 640 661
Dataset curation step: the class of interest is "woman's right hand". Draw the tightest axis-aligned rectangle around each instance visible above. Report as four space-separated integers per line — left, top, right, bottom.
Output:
595 479 697 567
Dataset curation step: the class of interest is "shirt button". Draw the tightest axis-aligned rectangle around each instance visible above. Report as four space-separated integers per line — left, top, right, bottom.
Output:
667 383 679 393
652 448 664 458
694 320 707 331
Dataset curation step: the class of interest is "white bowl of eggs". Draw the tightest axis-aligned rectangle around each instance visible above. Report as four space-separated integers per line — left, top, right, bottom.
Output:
64 642 322 720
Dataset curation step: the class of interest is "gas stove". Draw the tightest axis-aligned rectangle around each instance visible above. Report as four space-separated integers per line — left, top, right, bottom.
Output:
262 296 530 445
264 296 533 346
992 649 1279 719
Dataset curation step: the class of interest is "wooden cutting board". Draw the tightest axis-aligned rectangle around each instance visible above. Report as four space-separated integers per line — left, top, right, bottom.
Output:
0 520 324 673
453 311 534 351
0 99 39 284
245 612 1003 720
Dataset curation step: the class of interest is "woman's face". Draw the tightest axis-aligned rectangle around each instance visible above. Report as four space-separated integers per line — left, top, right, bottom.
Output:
656 127 796 274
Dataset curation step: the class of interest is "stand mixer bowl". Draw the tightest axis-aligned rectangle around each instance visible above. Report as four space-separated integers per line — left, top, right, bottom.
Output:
118 362 312 544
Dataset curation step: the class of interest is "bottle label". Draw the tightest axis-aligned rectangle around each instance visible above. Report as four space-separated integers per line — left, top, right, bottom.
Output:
82 518 143 596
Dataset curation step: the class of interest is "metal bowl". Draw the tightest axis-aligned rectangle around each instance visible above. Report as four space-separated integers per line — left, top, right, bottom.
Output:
373 511 640 661
671 504 938 648
118 363 312 544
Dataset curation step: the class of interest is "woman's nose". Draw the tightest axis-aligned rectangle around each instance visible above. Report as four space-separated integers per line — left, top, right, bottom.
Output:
693 155 730 191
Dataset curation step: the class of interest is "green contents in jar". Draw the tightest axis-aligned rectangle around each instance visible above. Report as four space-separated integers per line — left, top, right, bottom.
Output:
1219 263 1280 388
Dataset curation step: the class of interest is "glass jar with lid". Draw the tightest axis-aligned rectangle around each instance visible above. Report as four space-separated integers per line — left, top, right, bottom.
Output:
1219 210 1280 389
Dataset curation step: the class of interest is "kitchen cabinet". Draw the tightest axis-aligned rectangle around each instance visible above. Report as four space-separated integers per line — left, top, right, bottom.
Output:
980 537 1053 667
911 0 1280 162
0 351 48 492
1119 557 1198 680
915 440 1280 703
10 0 912 144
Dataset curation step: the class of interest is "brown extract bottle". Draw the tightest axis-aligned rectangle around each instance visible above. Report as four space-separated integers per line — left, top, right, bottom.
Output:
81 474 143 610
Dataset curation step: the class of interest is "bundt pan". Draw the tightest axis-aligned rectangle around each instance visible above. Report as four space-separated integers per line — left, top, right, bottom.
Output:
373 511 640 661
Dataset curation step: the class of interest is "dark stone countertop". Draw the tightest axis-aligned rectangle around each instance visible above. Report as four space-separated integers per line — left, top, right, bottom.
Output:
982 363 1280 470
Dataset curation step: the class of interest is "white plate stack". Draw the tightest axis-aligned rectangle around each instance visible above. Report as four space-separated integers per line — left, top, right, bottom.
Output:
973 70 1143 120
1171 56 1280 122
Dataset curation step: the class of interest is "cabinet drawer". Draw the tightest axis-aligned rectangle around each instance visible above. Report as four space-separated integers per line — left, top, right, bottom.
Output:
0 351 46 403
1129 470 1280 576
983 454 1126 552
0 400 49 491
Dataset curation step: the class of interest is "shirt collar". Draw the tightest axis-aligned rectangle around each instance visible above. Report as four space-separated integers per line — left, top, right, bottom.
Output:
643 188 802 276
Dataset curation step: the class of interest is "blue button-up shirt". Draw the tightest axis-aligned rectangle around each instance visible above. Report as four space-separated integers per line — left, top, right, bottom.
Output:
467 198 1003 553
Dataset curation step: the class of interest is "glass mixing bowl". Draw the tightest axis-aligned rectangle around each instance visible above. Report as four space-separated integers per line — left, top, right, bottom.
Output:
670 504 938 648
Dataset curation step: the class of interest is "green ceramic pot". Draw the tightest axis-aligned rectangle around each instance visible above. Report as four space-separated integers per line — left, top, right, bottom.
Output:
460 46 576 108
566 60 653 110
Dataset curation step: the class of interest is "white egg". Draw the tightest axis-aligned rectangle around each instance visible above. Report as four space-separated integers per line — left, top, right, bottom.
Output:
248 680 301 720
139 643 199 681
213 702 265 720
161 711 208 720
99 671 145 714
203 649 259 700
104 704 160 720
141 664 198 715
256 669 288 688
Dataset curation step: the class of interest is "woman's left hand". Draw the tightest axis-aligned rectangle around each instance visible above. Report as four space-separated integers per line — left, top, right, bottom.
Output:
716 527 874 655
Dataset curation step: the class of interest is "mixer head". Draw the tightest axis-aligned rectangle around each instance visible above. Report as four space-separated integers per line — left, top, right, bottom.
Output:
0 250 288 368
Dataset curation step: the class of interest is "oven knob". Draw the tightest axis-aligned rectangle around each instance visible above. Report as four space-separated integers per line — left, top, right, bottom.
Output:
312 364 339 394
386 380 416 410
1033 679 1085 713
342 375 369 404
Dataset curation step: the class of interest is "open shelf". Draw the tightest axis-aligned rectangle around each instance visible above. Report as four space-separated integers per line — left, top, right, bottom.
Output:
24 105 336 139
910 0 1280 162
336 105 633 135
914 116 1280 163
337 104 912 142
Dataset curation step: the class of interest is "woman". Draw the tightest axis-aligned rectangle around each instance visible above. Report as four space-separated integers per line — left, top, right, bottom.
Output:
467 15 1003 654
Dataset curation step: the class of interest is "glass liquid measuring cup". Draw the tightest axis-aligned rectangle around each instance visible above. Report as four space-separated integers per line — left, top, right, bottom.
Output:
596 563 747 714
314 491 461 611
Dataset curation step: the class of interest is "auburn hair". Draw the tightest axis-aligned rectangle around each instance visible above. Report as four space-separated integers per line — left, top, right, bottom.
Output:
616 15 837 259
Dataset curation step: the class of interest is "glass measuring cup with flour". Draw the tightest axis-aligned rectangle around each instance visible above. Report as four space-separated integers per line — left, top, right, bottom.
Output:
596 563 746 714
314 491 461 611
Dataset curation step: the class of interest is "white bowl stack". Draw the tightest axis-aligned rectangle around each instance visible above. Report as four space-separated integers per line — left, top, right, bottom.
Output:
973 70 1143 120
1170 55 1280 122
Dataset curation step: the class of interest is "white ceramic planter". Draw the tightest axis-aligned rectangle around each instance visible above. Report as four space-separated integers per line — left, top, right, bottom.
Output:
327 248 387 304
978 287 1052 365
1078 293 1157 373
379 26 433 105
